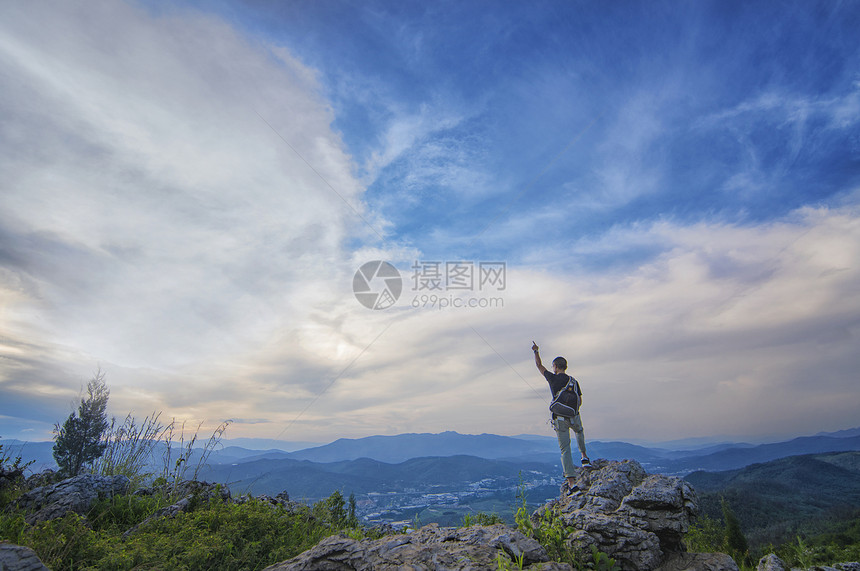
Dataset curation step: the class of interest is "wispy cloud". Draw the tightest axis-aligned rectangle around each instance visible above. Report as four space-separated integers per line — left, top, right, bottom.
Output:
0 1 384 433
2 0 859 445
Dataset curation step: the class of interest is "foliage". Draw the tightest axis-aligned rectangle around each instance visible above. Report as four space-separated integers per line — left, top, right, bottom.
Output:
685 514 726 553
514 478 580 567
161 418 232 495
91 412 168 489
690 452 860 551
311 490 360 529
580 545 621 571
686 501 752 566
496 548 526 570
91 411 232 495
772 514 860 568
462 511 505 527
52 370 111 477
722 497 751 565
0 440 34 506
0 488 372 571
687 505 860 569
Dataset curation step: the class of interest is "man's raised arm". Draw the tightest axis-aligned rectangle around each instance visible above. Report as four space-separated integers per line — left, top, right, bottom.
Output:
532 341 547 374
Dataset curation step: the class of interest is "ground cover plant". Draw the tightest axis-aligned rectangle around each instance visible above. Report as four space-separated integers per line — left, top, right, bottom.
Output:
0 485 366 570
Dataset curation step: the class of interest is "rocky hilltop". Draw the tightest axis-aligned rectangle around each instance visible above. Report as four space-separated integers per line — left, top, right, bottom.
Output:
266 459 718 570
4 458 858 570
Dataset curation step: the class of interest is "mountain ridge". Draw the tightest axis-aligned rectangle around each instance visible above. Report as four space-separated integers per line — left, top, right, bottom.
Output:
3 427 859 477
684 451 860 549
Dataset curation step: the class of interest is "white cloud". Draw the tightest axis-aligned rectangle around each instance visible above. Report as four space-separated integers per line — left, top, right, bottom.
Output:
0 1 384 437
1 1 858 447
291 202 860 443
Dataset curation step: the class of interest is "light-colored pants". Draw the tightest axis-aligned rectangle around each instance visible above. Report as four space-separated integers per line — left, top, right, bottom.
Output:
552 414 587 478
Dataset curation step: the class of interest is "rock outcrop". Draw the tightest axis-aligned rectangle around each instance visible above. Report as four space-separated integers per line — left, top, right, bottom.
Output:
16 474 130 524
0 542 50 571
536 459 699 570
267 459 711 571
756 554 860 571
657 552 739 571
263 523 561 571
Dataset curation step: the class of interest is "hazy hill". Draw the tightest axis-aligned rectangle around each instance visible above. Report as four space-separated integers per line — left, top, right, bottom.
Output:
282 431 550 463
197 454 555 498
654 435 860 473
281 432 678 465
4 427 859 480
0 439 55 471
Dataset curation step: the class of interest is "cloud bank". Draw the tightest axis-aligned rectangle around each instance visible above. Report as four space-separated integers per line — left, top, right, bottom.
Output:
1 1 859 446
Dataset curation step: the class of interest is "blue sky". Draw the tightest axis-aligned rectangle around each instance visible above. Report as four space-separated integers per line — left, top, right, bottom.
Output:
1 0 859 446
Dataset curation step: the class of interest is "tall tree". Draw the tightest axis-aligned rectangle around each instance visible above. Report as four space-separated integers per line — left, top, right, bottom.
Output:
53 370 111 476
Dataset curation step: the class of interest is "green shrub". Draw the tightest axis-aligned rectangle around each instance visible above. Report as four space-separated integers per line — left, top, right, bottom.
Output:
0 489 372 571
0 441 33 508
462 511 505 527
685 514 726 553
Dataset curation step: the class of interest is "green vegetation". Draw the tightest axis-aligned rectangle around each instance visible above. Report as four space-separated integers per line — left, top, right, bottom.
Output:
462 510 506 527
687 452 860 549
0 440 34 507
10 390 860 571
512 476 620 571
686 500 860 570
722 497 750 565
0 485 367 570
770 513 860 568
2 371 377 570
686 451 860 569
52 370 111 477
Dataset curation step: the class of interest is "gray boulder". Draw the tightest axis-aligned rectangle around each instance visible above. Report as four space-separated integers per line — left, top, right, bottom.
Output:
0 542 50 571
658 552 739 571
264 523 553 570
16 474 130 524
544 459 700 570
756 554 860 571
757 554 787 571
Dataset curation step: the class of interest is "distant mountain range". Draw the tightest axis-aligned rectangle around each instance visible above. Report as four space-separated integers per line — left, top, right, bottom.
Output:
196 454 555 499
3 427 859 486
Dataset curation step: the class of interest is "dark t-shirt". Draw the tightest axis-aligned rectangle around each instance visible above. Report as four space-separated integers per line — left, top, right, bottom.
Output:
543 370 582 400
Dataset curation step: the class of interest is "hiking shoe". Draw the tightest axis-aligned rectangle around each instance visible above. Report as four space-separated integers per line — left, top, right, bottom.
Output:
581 457 592 468
566 484 582 497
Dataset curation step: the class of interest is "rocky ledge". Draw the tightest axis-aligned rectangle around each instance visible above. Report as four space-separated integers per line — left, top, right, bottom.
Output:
9 459 858 571
266 459 718 571
537 458 700 570
263 523 564 571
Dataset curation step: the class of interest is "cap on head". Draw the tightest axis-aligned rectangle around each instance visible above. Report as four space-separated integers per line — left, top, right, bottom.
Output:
552 357 567 371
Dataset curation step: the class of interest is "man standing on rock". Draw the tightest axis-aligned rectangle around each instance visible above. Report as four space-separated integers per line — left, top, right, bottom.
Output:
532 341 591 492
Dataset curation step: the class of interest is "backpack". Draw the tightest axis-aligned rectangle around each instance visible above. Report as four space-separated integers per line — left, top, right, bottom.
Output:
549 375 581 418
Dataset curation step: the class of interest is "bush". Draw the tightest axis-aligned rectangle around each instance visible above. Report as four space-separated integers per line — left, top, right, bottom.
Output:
0 441 33 507
685 514 726 553
462 511 505 527
0 488 373 571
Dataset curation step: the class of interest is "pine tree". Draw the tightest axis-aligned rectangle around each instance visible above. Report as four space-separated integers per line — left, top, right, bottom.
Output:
53 370 111 476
